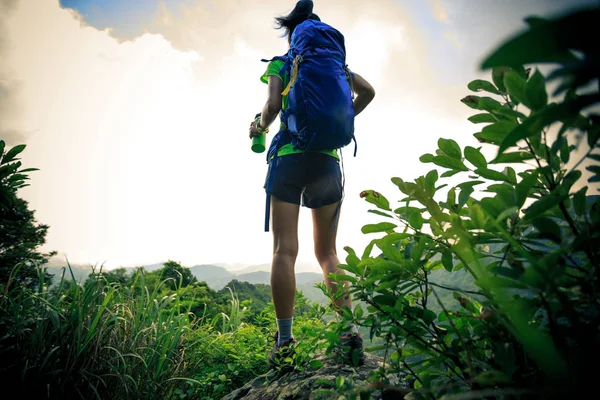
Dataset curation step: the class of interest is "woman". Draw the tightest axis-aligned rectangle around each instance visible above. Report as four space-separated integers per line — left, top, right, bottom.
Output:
249 0 375 367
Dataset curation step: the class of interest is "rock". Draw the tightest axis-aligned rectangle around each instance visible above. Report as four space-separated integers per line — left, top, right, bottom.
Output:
222 352 409 400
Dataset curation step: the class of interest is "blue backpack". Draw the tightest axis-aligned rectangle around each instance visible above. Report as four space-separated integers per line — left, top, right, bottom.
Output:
261 20 356 231
267 19 356 154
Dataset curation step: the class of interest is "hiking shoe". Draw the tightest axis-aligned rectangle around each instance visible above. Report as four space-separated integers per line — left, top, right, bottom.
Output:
340 333 365 366
268 331 297 368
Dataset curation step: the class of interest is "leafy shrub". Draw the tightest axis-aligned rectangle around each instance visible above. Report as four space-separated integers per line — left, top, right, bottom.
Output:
0 141 54 285
330 7 600 400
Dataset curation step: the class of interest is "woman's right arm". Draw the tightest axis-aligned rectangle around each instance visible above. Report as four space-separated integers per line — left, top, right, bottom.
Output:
350 73 375 116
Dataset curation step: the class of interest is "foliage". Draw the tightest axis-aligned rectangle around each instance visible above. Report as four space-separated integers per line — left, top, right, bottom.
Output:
161 260 199 290
217 280 272 323
0 141 54 285
329 6 600 400
0 264 197 399
0 254 334 399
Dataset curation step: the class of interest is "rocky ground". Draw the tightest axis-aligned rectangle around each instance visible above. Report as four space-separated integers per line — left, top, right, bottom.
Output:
222 352 412 400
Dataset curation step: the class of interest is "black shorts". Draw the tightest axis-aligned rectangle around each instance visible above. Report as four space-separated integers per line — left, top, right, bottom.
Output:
264 153 343 208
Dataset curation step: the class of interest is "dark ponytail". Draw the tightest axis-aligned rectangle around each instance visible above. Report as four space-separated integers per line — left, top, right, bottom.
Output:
275 0 321 42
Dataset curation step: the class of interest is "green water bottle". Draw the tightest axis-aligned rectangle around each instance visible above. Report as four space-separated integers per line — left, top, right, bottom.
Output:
251 113 266 153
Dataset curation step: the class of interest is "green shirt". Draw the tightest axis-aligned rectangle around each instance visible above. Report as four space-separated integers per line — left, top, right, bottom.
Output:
260 60 339 159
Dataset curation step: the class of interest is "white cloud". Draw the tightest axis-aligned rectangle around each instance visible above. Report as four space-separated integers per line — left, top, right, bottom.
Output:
427 0 450 23
444 31 463 49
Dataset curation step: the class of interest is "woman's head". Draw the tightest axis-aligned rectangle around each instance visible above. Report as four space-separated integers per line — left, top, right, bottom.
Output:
275 0 320 43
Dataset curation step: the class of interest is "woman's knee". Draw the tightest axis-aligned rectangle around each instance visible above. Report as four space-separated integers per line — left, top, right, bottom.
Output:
274 242 299 260
314 247 337 265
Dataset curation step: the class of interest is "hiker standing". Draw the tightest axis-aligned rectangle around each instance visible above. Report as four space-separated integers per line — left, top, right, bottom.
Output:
248 0 375 367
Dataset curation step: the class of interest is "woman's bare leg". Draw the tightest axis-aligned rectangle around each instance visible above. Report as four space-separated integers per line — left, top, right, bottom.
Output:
270 196 300 320
312 202 352 312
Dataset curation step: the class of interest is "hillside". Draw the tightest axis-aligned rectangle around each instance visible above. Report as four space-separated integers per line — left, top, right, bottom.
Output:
191 267 327 304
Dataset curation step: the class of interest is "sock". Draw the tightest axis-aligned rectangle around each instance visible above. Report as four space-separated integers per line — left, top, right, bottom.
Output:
276 318 293 346
348 323 359 335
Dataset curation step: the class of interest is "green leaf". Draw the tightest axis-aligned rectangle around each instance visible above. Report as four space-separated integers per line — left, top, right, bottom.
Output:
491 106 527 122
475 168 512 183
447 187 456 208
368 209 394 219
438 138 462 159
9 174 29 182
362 190 391 211
432 156 469 171
478 97 503 112
469 203 488 229
17 168 39 173
586 165 600 175
461 95 481 109
560 139 570 163
441 170 462 178
475 121 517 146
373 294 396 307
468 113 497 124
496 206 519 222
504 71 527 106
464 146 487 169
394 206 423 215
1 144 26 165
468 79 501 95
425 169 438 193
361 222 397 234
409 212 424 230
491 151 535 164
504 167 517 184
310 360 324 369
588 126 600 148
532 217 562 243
392 178 417 197
0 140 5 156
573 187 587 216
420 153 434 163
442 251 453 272
515 171 539 208
525 69 548 111
523 193 569 221
498 94 600 154
459 186 474 207
562 170 582 193
492 67 511 93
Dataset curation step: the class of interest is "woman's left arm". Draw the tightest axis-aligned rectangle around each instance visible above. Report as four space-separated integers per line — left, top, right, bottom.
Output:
250 76 283 138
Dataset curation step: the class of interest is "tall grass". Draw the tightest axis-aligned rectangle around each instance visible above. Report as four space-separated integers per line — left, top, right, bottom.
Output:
0 263 199 399
212 286 247 334
0 263 332 399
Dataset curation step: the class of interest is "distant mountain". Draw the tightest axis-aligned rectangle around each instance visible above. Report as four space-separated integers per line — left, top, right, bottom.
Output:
234 264 271 275
139 263 165 272
44 257 95 285
296 272 323 285
191 268 327 304
235 271 270 284
190 264 235 279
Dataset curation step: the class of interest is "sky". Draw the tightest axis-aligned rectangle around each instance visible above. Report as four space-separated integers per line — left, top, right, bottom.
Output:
1 0 597 272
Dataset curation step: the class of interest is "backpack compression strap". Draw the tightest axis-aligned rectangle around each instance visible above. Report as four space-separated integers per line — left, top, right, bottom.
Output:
281 55 303 96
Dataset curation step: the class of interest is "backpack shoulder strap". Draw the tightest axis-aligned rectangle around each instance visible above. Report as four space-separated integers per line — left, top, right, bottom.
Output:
261 55 292 88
